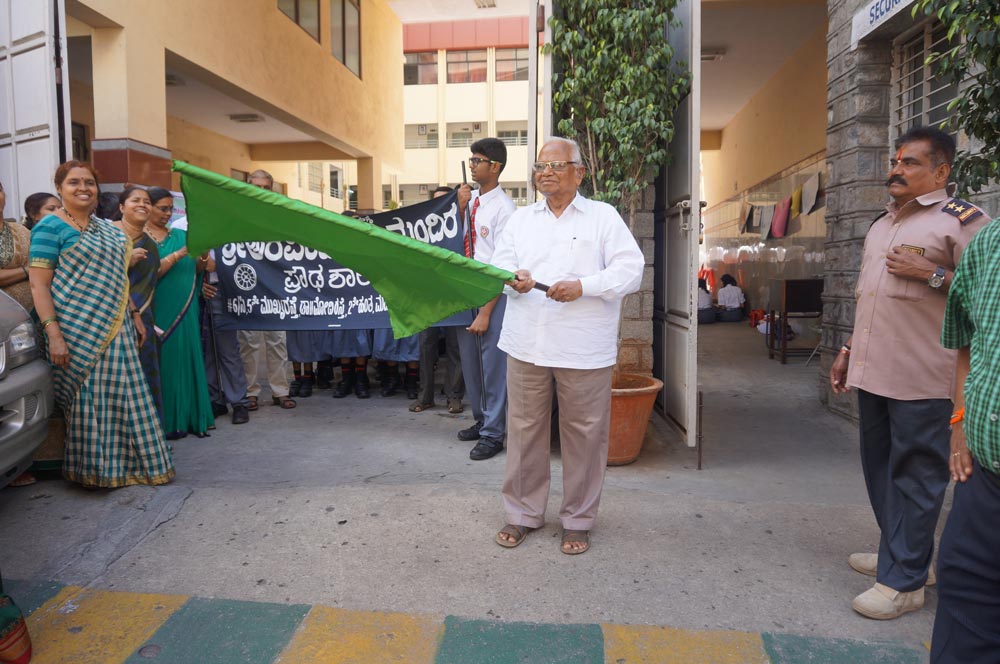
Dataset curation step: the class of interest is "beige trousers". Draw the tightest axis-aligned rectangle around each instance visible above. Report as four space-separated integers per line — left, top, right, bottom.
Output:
501 356 613 531
238 330 291 399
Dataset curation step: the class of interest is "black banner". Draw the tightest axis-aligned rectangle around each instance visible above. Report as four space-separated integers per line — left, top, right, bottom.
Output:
213 191 471 330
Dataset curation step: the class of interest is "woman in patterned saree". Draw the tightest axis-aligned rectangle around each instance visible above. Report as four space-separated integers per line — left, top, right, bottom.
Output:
113 187 164 427
28 161 174 488
147 188 214 439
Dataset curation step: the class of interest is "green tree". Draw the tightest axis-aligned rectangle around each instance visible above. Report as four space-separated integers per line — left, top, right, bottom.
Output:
913 0 1000 193
545 0 689 220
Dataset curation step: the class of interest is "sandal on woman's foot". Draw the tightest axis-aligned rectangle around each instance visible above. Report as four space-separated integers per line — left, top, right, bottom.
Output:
409 401 435 413
272 396 297 409
495 524 533 548
247 396 259 411
9 472 36 487
447 398 464 414
560 529 590 555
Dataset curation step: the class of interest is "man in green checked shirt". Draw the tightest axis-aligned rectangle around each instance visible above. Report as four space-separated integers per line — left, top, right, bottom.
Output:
933 217 1000 663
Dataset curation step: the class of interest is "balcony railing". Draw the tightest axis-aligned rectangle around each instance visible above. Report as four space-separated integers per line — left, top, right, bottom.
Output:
499 135 528 146
446 136 475 148
404 138 439 149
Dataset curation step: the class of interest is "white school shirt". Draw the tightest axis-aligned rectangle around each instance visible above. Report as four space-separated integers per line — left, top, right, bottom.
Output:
491 193 644 369
717 284 745 309
698 289 713 309
466 186 516 265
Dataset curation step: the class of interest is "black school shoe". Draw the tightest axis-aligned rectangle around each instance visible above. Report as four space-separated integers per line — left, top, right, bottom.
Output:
470 436 503 461
211 402 229 417
457 421 483 441
231 404 249 425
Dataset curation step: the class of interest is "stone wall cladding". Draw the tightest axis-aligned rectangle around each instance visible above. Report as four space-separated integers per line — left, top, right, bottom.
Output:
619 206 655 376
821 0 894 420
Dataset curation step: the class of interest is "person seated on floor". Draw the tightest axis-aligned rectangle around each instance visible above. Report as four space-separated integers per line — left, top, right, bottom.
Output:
716 274 745 322
697 278 715 325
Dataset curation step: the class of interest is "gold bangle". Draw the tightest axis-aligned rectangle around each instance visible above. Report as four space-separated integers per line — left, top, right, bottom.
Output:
40 316 57 329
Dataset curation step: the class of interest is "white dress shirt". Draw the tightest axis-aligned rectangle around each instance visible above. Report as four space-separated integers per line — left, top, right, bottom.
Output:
717 284 745 309
491 193 644 369
698 289 713 309
466 186 516 265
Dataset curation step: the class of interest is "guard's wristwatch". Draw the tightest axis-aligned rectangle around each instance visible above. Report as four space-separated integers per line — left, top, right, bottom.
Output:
928 266 946 289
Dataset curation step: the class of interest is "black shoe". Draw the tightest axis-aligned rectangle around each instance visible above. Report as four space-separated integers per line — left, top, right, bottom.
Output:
165 431 188 441
316 361 333 389
299 375 314 398
470 436 503 461
380 371 401 397
211 402 228 417
457 421 484 441
232 404 249 425
333 366 355 398
355 372 371 399
289 377 302 398
404 368 419 400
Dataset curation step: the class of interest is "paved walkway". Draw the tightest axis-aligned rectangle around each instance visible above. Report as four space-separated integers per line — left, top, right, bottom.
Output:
1 324 944 662
10 580 926 663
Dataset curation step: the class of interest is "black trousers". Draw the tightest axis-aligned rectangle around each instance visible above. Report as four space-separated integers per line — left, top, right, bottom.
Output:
931 459 1000 663
857 390 951 592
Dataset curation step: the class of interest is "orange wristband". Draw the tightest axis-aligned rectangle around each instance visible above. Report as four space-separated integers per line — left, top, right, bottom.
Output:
950 407 964 425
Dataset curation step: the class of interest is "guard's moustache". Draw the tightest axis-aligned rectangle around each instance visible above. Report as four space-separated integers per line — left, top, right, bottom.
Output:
886 175 906 187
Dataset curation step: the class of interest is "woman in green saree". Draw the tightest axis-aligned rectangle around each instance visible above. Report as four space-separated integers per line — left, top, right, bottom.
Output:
147 188 215 438
28 161 173 488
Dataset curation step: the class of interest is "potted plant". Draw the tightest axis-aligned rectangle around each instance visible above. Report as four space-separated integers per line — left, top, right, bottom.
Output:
546 0 689 464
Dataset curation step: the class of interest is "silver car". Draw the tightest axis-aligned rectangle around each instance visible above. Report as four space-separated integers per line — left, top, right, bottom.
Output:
0 291 54 488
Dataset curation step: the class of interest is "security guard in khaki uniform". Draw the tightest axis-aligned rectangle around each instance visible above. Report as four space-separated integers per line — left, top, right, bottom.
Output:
830 126 988 620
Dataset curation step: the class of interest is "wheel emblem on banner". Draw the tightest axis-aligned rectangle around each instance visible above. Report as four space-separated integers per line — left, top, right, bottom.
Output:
233 263 258 291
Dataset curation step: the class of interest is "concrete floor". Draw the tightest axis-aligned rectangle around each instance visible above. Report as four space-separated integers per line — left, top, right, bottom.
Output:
0 323 939 653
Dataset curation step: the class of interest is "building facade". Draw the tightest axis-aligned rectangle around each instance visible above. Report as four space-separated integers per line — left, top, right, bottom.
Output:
1 0 403 219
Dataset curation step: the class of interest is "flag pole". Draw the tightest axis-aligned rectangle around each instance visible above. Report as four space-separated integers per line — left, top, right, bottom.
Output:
462 162 490 424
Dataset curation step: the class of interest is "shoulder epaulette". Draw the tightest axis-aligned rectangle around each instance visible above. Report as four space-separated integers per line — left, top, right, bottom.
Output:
942 198 984 225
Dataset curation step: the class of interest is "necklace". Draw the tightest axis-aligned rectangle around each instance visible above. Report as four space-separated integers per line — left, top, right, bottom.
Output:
147 225 171 244
61 207 89 233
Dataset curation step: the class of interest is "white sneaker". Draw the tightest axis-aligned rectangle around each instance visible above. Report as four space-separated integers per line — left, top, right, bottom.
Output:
852 583 924 620
847 553 936 586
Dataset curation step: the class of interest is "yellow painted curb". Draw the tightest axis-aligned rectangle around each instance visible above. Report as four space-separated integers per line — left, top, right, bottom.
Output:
603 623 770 664
277 605 444 664
25 587 188 664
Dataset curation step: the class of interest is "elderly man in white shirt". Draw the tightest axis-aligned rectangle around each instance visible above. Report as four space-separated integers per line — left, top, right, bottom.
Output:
491 137 644 555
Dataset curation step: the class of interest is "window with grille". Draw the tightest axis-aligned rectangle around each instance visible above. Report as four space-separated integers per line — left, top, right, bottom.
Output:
446 50 487 84
497 129 527 146
495 48 529 81
308 162 323 194
404 52 438 85
891 21 959 143
329 166 342 198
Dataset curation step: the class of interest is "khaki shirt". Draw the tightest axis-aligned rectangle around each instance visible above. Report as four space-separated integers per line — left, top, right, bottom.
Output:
847 189 987 400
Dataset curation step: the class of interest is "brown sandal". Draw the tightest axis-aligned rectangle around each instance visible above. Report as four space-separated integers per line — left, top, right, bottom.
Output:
272 396 297 409
447 398 464 414
409 401 435 413
495 524 533 548
561 529 590 555
247 396 259 411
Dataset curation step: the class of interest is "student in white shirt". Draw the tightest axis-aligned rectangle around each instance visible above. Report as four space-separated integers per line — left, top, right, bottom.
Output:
491 137 644 555
716 273 746 322
455 138 517 461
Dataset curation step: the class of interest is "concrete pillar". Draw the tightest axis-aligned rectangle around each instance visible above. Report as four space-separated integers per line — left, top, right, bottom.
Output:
356 156 382 213
89 27 171 189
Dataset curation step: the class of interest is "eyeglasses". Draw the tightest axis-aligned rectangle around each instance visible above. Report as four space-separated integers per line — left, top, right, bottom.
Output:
468 157 501 167
154 205 173 213
532 160 579 173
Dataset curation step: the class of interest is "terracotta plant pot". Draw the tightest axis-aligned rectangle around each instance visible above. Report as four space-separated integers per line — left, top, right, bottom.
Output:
608 373 664 465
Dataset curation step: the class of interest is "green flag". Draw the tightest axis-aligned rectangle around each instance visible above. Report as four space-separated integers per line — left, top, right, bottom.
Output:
174 160 514 338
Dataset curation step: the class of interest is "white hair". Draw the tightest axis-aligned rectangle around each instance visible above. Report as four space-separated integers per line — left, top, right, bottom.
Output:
248 169 274 184
543 136 582 163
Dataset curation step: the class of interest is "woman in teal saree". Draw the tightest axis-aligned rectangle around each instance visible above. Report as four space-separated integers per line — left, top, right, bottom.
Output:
28 161 173 488
147 188 214 438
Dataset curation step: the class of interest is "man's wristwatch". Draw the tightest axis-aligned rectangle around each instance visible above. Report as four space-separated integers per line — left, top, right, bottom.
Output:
928 266 946 289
